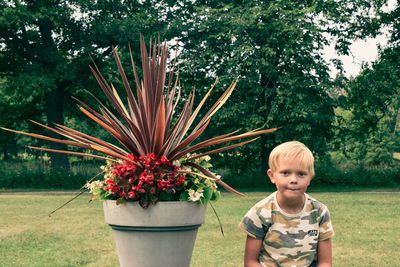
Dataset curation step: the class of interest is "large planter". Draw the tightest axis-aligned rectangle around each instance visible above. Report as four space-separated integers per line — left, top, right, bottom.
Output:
103 200 207 267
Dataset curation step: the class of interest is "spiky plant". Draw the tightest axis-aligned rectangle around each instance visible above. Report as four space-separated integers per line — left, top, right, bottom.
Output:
2 36 277 207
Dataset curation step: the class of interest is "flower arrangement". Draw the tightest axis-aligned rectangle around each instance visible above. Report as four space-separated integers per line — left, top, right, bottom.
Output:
2 36 277 208
86 153 220 207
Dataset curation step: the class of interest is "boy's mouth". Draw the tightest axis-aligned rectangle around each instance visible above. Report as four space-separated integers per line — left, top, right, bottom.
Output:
287 188 300 191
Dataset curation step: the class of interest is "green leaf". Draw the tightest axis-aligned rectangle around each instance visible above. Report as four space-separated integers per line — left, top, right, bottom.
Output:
159 191 174 201
203 186 213 202
179 192 190 201
211 191 221 202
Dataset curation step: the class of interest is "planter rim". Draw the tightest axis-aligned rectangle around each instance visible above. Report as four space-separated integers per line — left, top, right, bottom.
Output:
103 200 207 228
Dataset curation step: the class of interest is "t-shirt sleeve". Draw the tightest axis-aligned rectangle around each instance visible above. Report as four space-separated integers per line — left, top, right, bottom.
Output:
239 206 269 240
318 207 334 241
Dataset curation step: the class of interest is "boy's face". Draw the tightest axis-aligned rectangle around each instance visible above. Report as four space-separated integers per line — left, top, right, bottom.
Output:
267 156 313 203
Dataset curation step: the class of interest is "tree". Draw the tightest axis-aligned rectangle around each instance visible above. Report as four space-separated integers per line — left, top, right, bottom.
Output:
170 0 375 173
0 0 171 168
329 1 400 165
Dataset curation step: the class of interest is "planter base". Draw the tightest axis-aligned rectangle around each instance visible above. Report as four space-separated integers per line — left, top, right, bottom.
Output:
103 201 207 267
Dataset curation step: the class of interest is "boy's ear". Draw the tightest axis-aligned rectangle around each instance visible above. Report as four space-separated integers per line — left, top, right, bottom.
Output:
306 174 314 186
267 169 276 184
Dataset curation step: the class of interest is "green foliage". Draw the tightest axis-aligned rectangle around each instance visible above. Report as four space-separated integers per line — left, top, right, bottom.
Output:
214 159 400 189
313 158 400 187
0 0 174 167
331 45 400 165
326 0 400 167
171 0 379 173
0 159 100 189
1 0 398 189
3 157 399 190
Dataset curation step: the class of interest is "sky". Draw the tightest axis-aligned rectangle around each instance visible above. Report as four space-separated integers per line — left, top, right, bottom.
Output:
324 0 397 78
324 36 388 78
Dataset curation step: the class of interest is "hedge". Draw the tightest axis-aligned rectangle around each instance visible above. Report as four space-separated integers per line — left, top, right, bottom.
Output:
0 159 399 190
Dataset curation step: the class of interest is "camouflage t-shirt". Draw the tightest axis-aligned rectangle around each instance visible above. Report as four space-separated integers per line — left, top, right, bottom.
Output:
239 192 334 267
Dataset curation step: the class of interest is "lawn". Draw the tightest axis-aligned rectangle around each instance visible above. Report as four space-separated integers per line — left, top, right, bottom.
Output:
0 191 399 266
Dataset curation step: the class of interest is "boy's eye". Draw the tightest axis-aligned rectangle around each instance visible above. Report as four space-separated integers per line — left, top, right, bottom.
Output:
281 171 289 176
298 172 306 177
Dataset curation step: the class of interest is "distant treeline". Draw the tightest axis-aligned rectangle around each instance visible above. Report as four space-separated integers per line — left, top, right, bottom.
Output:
0 1 399 184
1 159 399 190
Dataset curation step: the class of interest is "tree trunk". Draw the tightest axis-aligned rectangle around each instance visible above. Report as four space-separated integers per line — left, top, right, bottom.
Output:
392 107 400 136
391 107 400 159
45 85 70 169
39 15 70 170
259 73 278 174
4 139 18 160
3 144 8 160
261 135 275 174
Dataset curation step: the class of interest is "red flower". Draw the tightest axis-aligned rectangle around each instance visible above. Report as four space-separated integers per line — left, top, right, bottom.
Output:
150 187 156 195
110 186 117 193
139 171 154 185
112 165 123 176
127 154 138 162
157 179 168 190
160 156 169 164
105 153 187 201
177 175 185 185
147 153 156 162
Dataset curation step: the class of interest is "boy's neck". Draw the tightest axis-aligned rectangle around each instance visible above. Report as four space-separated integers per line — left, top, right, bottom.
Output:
276 192 306 214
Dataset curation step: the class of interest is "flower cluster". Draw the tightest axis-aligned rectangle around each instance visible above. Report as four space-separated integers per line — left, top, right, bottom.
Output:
188 188 204 201
178 155 220 204
86 154 219 207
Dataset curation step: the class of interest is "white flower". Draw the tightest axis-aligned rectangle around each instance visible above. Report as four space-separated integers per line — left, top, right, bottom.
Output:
173 160 181 167
182 165 192 172
188 188 204 201
202 155 211 162
205 179 218 190
85 180 104 193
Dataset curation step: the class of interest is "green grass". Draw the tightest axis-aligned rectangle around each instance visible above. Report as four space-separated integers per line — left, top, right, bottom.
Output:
0 191 399 266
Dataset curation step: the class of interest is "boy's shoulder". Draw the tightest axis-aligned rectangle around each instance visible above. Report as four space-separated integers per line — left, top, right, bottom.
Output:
251 192 277 210
248 192 330 219
305 194 330 216
306 194 328 208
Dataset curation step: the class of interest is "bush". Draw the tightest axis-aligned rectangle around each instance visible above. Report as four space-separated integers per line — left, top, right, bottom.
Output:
1 158 399 190
214 160 400 189
0 159 101 189
221 171 273 189
314 160 400 187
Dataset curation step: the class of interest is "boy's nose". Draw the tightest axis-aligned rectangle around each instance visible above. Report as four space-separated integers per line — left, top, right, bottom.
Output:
289 175 298 183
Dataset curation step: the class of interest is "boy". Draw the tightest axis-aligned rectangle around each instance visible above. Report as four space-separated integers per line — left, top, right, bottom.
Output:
239 141 334 267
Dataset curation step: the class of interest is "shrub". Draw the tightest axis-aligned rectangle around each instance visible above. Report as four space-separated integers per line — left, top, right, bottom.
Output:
314 160 400 187
1 158 399 190
0 159 100 189
215 160 400 189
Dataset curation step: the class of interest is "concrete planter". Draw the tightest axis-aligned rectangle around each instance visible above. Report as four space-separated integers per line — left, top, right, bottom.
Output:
103 200 207 267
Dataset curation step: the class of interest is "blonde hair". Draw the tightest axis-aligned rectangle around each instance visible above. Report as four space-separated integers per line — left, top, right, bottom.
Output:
268 141 314 177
